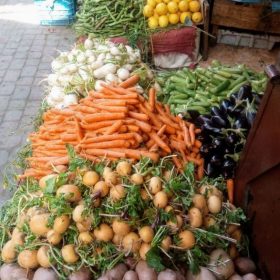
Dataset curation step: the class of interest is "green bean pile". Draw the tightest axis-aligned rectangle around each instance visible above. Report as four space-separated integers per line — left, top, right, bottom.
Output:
74 0 146 41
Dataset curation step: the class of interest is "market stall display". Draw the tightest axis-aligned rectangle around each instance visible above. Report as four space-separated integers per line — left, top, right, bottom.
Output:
46 38 153 108
0 0 270 277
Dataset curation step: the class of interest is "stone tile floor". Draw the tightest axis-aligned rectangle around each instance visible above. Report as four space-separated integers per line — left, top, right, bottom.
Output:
0 0 76 205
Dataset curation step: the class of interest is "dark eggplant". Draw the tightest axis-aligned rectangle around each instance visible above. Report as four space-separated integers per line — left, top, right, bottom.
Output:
222 158 236 170
237 85 252 101
233 116 249 129
226 133 240 145
220 99 234 113
234 143 244 153
188 110 201 121
245 111 256 127
195 115 211 126
210 154 222 166
211 115 229 128
212 138 224 148
200 144 211 156
205 162 217 177
201 121 221 134
222 168 234 179
211 106 226 118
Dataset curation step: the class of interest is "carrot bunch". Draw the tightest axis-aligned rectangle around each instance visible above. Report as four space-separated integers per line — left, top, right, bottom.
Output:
22 75 203 179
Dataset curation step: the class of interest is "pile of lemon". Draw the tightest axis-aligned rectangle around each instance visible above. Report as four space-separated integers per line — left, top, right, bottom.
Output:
144 0 203 29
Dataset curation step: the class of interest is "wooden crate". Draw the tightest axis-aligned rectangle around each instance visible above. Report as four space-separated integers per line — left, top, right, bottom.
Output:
211 0 280 34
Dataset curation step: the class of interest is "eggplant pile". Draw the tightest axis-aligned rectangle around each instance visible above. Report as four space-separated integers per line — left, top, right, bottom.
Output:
196 85 262 179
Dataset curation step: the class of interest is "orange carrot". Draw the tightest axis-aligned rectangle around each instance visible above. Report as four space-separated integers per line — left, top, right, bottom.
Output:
118 74 140 88
189 124 195 146
172 156 183 171
197 159 204 180
83 113 126 123
149 88 156 112
186 156 202 166
85 149 126 158
133 120 152 133
104 120 123 135
149 132 171 153
61 134 77 142
181 122 191 148
194 140 202 148
227 179 234 204
82 140 128 149
126 125 140 132
128 111 149 122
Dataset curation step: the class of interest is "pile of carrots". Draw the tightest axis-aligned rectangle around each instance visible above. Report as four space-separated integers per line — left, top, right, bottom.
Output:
22 75 203 179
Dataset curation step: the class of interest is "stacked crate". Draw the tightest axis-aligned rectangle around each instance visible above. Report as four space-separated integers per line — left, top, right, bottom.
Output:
34 0 76 26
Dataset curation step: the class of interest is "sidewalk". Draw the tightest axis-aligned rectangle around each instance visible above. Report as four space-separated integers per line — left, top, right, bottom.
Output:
0 0 75 205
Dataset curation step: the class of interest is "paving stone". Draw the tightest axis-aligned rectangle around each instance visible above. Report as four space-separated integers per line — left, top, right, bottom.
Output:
28 51 42 59
38 62 51 70
0 121 19 130
29 86 44 100
25 58 40 66
16 77 33 86
4 110 23 121
3 70 21 82
8 99 26 110
0 97 9 111
0 83 15 96
14 51 29 59
0 150 9 167
12 86 30 99
21 65 37 77
0 134 23 149
9 59 26 70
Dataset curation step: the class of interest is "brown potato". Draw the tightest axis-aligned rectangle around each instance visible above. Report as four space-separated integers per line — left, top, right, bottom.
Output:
187 267 216 280
135 261 157 280
106 263 128 280
234 257 256 275
189 207 203 228
18 249 39 269
61 245 79 264
1 240 16 263
158 269 177 280
123 270 139 280
56 185 81 202
53 215 70 234
37 246 51 268
208 249 235 279
69 267 92 280
29 213 50 236
33 268 58 280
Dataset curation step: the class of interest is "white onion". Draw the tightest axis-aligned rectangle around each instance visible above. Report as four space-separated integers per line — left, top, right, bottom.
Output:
46 95 56 107
135 85 144 94
51 60 63 71
72 49 80 56
95 80 106 91
68 64 78 74
48 74 58 86
128 54 137 63
110 46 120 56
60 67 69 75
84 38 94 50
147 69 154 79
63 94 78 106
117 68 130 81
67 53 74 62
154 82 161 92
105 73 118 83
87 56 96 64
125 45 133 54
97 53 106 62
105 53 113 60
77 53 86 63
90 61 104 70
49 86 64 102
123 64 133 71
79 69 89 81
85 50 94 58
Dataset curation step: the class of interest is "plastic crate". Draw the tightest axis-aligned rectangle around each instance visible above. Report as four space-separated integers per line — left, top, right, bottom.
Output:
34 0 76 11
40 15 75 25
272 1 280 11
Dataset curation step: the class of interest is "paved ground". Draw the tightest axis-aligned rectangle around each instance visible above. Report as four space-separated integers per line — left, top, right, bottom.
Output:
0 0 75 205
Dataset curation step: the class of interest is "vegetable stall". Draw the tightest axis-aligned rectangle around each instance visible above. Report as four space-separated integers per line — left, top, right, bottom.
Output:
0 0 271 279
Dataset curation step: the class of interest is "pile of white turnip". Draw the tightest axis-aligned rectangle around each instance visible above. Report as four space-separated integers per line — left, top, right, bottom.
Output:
45 38 154 108
0 159 254 279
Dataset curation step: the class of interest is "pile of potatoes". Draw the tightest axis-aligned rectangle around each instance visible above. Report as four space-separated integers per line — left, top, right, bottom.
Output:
0 160 251 279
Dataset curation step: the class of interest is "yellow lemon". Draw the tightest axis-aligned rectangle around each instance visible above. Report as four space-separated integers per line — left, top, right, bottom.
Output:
148 16 159 28
163 0 170 3
167 1 178 13
180 11 192 23
173 0 180 2
156 3 168 15
158 15 169 27
153 11 159 19
156 0 162 3
189 0 200 12
169 13 179 24
192 11 202 23
147 0 157 8
143 5 154 17
178 0 189 11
